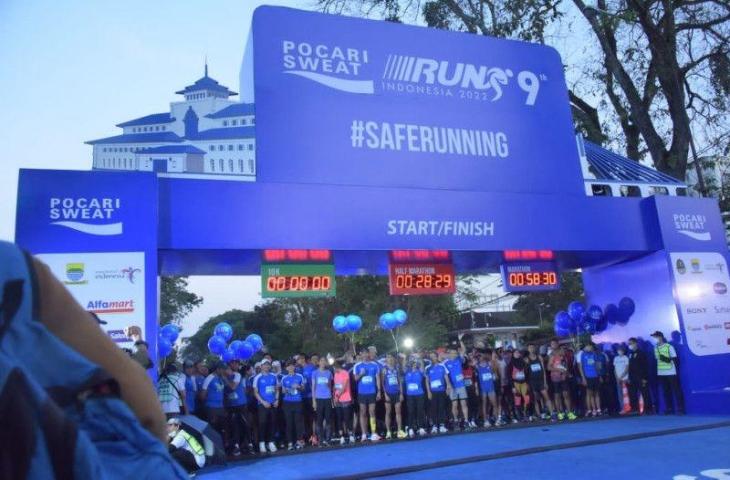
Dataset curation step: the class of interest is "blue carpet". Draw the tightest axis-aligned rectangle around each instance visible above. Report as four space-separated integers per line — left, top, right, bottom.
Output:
198 416 730 479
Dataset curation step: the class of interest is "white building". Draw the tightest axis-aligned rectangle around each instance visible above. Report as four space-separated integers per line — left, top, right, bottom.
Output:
86 65 256 180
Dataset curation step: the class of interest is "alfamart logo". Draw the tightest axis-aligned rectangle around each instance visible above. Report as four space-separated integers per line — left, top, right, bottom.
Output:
49 197 123 236
282 40 544 105
673 213 710 241
87 299 135 314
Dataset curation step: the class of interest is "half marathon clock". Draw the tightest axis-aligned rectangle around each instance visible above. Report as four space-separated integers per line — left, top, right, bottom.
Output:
388 250 456 296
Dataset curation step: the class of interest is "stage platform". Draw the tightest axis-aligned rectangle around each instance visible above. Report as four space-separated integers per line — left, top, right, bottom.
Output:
198 415 730 479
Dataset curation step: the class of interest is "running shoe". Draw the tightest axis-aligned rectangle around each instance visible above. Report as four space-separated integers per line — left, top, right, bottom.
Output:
439 425 448 434
431 425 438 434
418 428 427 436
397 430 408 439
287 443 294 451
370 433 381 442
340 436 346 446
567 412 577 420
349 434 356 444
267 442 277 453
408 428 415 438
483 420 491 428
259 442 267 454
321 440 329 447
468 420 478 429
296 442 304 450
557 412 565 421
361 434 368 442
385 431 392 440
232 444 241 456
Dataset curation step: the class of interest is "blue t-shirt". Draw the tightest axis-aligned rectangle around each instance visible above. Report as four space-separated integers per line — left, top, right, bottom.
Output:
594 352 607 376
426 363 448 392
245 375 256 403
195 375 205 394
281 373 305 403
476 363 495 393
312 369 333 399
383 366 401 395
300 364 317 399
581 352 598 378
444 357 466 389
254 373 279 404
203 374 225 408
185 375 197 412
224 373 247 407
354 361 381 395
404 369 425 396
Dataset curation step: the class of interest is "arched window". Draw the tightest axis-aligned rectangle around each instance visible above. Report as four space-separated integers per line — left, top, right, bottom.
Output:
219 159 224 171
228 159 234 172
210 159 215 172
238 159 244 172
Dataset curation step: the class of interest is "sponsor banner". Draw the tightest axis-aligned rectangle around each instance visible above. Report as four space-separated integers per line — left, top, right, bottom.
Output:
648 196 727 251
670 252 730 356
249 6 583 195
36 252 146 345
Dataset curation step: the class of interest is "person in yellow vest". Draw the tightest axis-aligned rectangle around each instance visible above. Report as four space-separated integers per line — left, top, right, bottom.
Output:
167 418 206 473
650 331 685 415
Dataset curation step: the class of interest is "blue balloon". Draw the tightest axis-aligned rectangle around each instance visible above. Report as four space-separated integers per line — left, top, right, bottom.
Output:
568 301 585 322
158 336 173 358
346 314 362 332
380 312 396 330
580 318 596 335
604 304 620 325
393 309 408 326
222 347 236 363
596 317 609 333
160 324 179 343
208 335 227 355
229 340 244 356
333 315 348 333
618 297 635 317
237 340 255 360
587 305 603 322
554 324 570 337
214 322 234 341
246 334 263 352
555 311 571 329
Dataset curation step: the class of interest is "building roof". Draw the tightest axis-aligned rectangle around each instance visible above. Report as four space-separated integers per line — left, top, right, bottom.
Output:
175 66 237 97
583 139 684 185
205 103 255 119
185 126 256 141
85 132 183 145
116 113 175 128
137 145 206 155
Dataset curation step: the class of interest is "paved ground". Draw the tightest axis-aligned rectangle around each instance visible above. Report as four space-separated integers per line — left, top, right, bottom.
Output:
198 415 730 480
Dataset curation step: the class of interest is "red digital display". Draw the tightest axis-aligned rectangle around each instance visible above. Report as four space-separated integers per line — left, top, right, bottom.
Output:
507 271 558 288
266 275 332 292
503 250 554 261
390 250 451 263
388 263 456 295
263 249 332 263
500 261 560 292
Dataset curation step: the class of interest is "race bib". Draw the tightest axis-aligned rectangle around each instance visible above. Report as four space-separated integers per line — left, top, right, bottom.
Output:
289 388 298 395
317 376 329 385
430 379 442 389
530 364 542 372
407 383 419 392
227 393 238 400
587 358 595 365
265 385 275 394
515 371 525 381
456 374 464 382
335 383 343 391
464 378 473 386
362 376 373 385
481 373 493 382
388 376 398 386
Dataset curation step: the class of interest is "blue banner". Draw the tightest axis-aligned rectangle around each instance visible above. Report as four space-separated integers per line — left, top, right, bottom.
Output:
249 6 584 195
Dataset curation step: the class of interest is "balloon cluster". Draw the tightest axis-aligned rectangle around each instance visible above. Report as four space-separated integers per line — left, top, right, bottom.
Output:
158 323 180 358
379 309 407 330
207 322 263 362
553 297 635 337
332 314 363 334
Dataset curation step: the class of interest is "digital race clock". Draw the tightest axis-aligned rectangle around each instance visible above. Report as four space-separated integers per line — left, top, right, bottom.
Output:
261 264 336 298
500 261 560 292
388 263 456 296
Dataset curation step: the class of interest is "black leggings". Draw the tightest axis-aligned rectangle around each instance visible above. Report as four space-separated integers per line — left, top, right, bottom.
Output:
257 405 276 443
407 395 426 430
430 391 448 426
282 401 304 444
226 405 250 447
206 407 227 445
170 447 199 473
335 404 352 434
315 398 333 441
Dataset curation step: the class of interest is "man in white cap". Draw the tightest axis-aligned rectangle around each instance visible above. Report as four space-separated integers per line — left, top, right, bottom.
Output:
167 417 205 473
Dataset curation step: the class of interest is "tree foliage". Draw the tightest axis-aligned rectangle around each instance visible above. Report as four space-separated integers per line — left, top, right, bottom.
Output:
512 271 585 327
160 276 203 327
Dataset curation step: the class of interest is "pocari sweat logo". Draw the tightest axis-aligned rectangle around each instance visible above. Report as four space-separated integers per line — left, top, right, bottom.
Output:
49 197 123 236
674 213 710 242
282 40 544 105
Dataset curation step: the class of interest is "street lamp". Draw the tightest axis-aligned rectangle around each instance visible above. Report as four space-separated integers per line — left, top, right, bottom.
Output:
403 337 415 350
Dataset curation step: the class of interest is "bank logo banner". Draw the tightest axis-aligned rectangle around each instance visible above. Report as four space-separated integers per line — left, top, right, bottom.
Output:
252 6 583 195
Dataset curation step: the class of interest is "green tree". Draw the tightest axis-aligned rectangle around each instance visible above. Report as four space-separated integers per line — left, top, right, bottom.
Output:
512 271 585 330
160 276 203 326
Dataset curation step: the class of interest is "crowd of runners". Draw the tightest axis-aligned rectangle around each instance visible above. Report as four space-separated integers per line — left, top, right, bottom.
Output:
158 331 684 460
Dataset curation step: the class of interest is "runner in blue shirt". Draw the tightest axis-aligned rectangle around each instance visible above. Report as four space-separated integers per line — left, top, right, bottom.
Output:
579 343 602 417
281 360 305 450
253 360 280 453
223 359 248 456
444 336 477 429
404 358 427 437
312 357 334 445
297 354 317 444
183 360 198 416
354 349 382 442
476 351 500 427
425 351 451 433
201 362 227 451
381 354 406 439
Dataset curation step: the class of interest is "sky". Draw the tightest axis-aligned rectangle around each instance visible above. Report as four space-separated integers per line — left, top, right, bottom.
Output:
0 0 588 334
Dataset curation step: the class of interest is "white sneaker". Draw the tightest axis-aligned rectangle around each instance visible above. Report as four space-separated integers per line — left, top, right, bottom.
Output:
259 442 267 453
340 436 346 445
418 428 426 436
370 433 381 442
408 428 415 438
468 420 478 428
267 442 277 453
361 434 368 442
483 420 491 428
431 425 438 434
349 434 356 444
439 425 448 434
